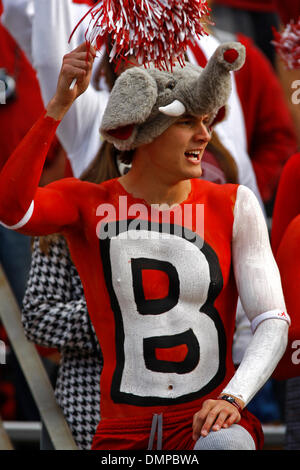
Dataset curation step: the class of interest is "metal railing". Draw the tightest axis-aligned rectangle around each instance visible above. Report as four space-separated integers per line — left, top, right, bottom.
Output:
1 421 287 449
0 264 78 450
3 421 41 446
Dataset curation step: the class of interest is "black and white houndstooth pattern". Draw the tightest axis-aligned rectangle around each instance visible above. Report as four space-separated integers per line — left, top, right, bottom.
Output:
22 236 103 450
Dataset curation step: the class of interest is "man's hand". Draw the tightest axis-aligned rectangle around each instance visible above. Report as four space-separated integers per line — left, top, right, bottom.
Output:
192 398 243 441
46 42 96 120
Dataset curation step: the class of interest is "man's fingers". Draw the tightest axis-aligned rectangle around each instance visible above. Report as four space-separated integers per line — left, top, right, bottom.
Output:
199 409 220 437
62 54 94 89
211 410 230 431
63 45 96 80
63 52 95 72
64 58 90 71
192 411 205 441
192 399 242 442
72 41 97 56
63 64 87 81
64 51 96 63
192 401 214 440
222 410 241 429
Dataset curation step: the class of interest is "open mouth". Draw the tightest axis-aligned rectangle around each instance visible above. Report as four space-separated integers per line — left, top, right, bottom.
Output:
184 150 202 164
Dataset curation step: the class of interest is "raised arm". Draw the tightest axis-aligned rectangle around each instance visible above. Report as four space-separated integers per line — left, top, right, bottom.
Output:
2 0 109 178
32 0 108 177
0 43 95 234
22 237 100 353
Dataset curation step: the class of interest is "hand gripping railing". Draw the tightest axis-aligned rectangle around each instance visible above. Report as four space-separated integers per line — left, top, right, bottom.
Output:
0 264 78 450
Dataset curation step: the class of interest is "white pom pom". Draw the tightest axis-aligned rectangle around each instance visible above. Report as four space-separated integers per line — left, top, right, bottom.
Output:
69 0 212 71
272 17 300 70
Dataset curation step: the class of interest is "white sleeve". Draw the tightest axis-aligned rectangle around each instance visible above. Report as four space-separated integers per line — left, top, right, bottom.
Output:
222 185 290 405
232 299 252 365
1 0 34 62
32 0 109 177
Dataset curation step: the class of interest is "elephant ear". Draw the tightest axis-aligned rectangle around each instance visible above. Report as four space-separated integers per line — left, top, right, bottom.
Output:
210 105 227 129
100 67 158 150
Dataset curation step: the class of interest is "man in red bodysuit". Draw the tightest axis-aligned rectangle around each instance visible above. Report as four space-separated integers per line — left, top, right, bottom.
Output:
0 40 290 450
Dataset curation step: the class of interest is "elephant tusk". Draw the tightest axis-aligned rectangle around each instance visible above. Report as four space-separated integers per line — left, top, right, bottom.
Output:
159 100 186 117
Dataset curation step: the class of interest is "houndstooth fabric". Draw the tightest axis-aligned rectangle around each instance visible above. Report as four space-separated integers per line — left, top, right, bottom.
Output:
22 236 103 450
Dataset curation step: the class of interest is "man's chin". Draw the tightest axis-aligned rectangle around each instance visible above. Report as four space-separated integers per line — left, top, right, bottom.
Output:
186 167 203 180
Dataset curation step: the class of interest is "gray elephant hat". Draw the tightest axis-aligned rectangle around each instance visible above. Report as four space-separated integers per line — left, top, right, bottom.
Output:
100 42 246 151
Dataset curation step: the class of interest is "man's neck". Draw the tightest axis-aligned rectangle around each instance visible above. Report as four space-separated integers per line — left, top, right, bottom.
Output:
118 170 191 207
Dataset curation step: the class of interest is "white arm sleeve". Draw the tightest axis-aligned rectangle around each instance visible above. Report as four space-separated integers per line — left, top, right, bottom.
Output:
222 185 289 405
32 0 109 177
232 299 252 365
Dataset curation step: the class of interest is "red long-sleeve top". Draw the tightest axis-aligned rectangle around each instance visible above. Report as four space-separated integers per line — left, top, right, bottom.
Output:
272 0 300 24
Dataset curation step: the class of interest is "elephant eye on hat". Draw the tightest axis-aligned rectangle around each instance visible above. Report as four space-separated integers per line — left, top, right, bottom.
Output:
100 42 246 151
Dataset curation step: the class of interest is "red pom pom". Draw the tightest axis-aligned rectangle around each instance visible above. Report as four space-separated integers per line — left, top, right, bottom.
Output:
223 48 238 64
272 17 300 70
70 0 212 71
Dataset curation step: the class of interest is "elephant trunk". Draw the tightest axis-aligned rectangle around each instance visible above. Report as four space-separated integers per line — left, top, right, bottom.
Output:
188 42 246 117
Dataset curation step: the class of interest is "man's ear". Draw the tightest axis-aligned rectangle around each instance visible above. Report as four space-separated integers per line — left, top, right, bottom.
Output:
101 67 158 147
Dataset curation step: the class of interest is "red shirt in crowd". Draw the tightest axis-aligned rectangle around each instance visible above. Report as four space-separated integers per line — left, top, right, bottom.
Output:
212 0 276 12
271 153 300 380
272 0 300 24
213 0 300 22
235 33 297 202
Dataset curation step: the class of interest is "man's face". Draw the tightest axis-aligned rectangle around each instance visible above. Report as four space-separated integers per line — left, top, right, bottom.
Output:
136 114 212 183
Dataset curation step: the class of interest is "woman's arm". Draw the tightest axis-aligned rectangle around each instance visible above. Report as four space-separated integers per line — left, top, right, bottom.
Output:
22 237 100 353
